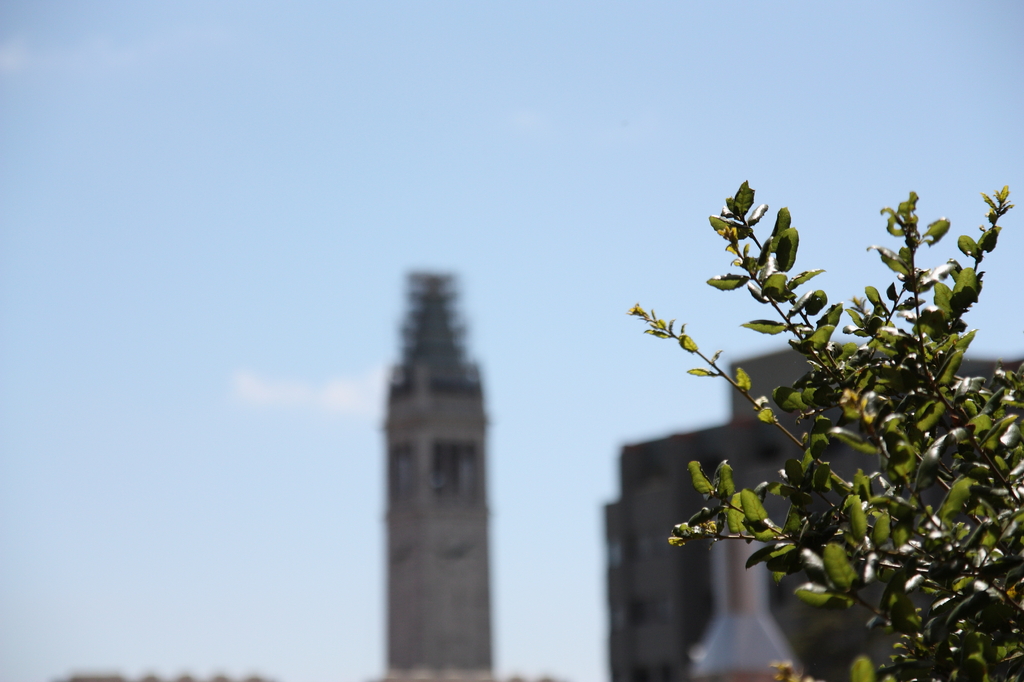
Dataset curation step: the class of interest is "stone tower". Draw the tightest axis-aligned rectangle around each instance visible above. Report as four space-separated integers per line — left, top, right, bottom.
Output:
384 273 493 682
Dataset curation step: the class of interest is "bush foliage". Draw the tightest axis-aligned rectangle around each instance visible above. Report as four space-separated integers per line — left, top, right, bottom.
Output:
630 183 1021 682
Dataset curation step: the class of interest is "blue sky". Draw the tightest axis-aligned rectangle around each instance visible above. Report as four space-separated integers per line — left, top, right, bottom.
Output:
1 3 1022 682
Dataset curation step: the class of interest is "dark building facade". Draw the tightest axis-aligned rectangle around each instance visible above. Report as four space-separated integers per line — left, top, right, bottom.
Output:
605 416 800 682
384 274 494 682
605 349 1023 682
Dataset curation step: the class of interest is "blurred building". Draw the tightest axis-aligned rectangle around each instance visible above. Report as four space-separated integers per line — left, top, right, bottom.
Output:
59 676 272 682
604 356 805 682
605 349 1022 682
383 273 494 682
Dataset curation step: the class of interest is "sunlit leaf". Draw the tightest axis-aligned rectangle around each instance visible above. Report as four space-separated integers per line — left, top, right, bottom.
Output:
923 218 950 245
734 181 755 217
706 274 750 290
741 488 768 525
850 656 875 682
957 234 980 259
823 542 857 590
687 461 713 495
795 584 854 609
741 320 787 335
735 367 752 392
775 228 800 272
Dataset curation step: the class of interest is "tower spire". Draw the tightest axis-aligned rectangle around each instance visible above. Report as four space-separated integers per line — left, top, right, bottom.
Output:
384 272 493 682
393 273 480 397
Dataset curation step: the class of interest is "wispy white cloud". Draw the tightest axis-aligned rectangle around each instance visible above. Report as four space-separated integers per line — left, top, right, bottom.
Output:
0 28 230 76
0 40 29 74
508 108 552 135
231 367 386 419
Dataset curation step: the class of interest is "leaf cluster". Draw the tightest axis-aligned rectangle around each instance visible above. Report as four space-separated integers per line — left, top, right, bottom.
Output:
630 183 1022 682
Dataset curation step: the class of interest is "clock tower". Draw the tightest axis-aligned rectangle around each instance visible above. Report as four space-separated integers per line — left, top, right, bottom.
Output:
384 273 493 682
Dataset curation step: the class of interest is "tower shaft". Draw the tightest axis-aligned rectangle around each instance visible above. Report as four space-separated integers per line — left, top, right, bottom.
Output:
384 275 493 681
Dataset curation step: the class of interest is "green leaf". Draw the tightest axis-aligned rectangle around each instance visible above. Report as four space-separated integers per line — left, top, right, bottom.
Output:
958 234 980 259
978 225 1001 252
765 545 798 573
917 306 947 339
939 476 976 525
951 266 980 311
757 407 775 424
687 461 713 495
795 585 854 609
734 181 755 217
889 591 922 633
727 493 744 533
785 459 804 486
830 427 877 454
741 488 768 526
868 245 909 275
800 547 828 583
715 462 735 498
923 218 950 245
813 462 833 492
741 320 787 335
915 435 945 491
761 273 790 300
751 525 779 542
892 519 912 547
706 274 750 290
735 367 751 392
850 656 875 682
783 505 802 533
709 215 734 235
818 303 843 328
823 542 857 590
748 203 769 225
773 206 791 235
955 329 977 352
687 368 715 377
853 470 871 499
745 543 779 569
679 335 699 352
937 349 965 385
787 269 825 289
933 281 953 314
915 400 945 432
775 228 800 272
773 386 806 412
983 415 1018 451
808 417 832 457
809 324 835 350
687 506 721 525
872 511 891 546
847 495 867 542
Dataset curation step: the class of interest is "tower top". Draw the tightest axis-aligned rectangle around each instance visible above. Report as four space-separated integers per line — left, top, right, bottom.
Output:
393 272 480 395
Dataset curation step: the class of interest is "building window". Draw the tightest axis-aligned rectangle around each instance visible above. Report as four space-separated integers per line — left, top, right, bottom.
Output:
432 441 477 499
390 443 415 500
608 539 623 568
630 598 671 626
624 533 669 562
611 605 627 631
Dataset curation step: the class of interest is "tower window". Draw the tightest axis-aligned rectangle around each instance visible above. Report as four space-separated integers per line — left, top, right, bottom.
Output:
390 443 415 501
432 441 477 499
